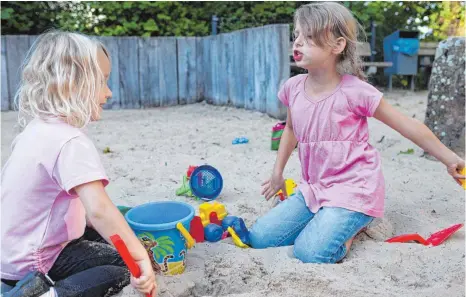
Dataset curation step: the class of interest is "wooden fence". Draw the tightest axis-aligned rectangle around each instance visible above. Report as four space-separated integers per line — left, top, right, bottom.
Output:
1 24 290 119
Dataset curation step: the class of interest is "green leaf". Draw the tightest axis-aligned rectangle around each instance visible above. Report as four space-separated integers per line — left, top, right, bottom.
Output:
152 248 161 260
1 8 14 20
156 236 173 242
153 246 167 258
143 19 159 32
157 13 171 21
157 244 174 255
398 148 415 155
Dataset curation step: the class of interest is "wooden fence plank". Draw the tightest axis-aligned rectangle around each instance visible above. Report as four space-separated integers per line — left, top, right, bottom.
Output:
5 35 30 110
256 27 268 114
177 37 197 105
202 36 213 103
244 29 256 111
118 37 140 109
263 26 279 112
217 34 229 105
158 37 178 106
29 35 38 48
228 30 245 108
195 37 204 101
98 37 121 109
210 36 220 105
265 25 289 119
1 37 9 111
139 38 159 108
164 37 179 106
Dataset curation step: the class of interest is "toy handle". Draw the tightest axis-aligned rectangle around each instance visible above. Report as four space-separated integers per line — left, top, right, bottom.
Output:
110 235 151 297
460 168 466 189
385 234 429 246
176 222 195 249
227 227 248 248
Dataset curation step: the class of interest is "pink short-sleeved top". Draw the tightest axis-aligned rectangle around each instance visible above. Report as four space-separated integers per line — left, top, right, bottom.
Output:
278 74 385 217
1 118 109 279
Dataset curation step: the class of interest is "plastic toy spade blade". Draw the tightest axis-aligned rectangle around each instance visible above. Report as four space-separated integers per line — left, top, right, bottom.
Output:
426 224 463 246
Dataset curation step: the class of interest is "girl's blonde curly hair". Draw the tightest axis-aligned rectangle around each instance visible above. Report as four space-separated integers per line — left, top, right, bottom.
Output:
15 30 109 128
294 2 366 81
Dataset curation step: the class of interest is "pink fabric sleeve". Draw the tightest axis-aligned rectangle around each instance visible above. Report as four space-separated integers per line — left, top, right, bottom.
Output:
53 136 109 194
277 79 291 107
346 79 383 117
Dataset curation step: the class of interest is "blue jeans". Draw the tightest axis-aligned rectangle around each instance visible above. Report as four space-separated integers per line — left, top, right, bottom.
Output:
249 191 373 263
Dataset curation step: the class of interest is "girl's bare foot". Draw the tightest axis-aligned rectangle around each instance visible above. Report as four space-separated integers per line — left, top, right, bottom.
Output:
343 227 367 258
344 236 354 252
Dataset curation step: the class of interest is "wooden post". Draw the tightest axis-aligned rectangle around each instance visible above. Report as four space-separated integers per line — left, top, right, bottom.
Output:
211 15 218 35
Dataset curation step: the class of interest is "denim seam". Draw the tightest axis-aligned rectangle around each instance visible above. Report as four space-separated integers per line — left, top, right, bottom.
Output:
331 215 371 263
274 218 310 247
335 215 361 262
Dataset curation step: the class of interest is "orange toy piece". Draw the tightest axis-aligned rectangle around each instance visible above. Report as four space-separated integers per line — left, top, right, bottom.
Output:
460 168 466 189
199 202 227 227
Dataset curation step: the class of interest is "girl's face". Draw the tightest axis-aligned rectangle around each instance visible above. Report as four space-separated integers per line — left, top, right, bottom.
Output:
292 24 340 70
92 48 112 121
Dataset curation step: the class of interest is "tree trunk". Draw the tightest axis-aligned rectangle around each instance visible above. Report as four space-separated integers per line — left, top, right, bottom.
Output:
424 37 465 158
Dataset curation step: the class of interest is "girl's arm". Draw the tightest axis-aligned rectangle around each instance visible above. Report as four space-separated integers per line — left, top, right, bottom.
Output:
85 214 93 228
75 181 156 295
75 181 147 259
273 108 298 176
262 108 298 200
373 98 465 183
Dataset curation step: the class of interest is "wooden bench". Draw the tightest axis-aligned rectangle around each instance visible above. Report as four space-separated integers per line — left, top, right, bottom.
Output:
418 42 438 56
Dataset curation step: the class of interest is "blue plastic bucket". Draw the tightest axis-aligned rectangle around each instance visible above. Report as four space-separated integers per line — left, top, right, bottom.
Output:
125 201 195 275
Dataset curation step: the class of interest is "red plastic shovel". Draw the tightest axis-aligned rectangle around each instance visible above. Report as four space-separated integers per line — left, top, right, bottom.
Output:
110 234 151 297
386 223 463 246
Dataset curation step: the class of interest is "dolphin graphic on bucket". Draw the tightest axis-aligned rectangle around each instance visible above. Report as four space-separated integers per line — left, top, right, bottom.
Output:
125 201 195 275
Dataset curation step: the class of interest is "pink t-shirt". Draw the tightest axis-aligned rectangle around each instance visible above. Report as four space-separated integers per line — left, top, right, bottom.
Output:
278 74 385 217
1 118 108 279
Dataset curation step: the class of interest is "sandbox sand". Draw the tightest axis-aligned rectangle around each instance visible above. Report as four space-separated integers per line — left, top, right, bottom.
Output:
1 90 464 297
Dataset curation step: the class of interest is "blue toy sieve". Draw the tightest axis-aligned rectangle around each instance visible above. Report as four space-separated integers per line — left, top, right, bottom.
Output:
189 165 223 201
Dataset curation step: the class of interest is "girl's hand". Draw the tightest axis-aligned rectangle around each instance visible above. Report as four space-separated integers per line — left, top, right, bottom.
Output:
446 158 465 186
131 258 157 296
261 173 286 201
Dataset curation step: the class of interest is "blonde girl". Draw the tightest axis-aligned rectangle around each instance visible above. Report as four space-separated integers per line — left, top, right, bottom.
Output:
1 31 157 297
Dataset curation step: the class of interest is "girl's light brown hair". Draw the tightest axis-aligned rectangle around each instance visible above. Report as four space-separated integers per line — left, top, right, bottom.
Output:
294 2 366 80
15 30 109 128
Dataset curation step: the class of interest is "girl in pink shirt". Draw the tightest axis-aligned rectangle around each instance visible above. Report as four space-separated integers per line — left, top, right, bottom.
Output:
249 2 465 263
1 31 156 297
